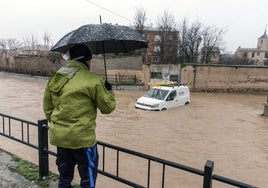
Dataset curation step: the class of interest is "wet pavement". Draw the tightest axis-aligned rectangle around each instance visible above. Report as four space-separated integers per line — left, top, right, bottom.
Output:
0 149 60 188
0 149 40 188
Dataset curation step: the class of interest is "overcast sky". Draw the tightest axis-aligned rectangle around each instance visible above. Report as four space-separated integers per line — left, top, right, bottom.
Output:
1 0 267 53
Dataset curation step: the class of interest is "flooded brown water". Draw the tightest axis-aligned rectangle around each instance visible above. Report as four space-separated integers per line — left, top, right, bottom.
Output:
0 71 267 188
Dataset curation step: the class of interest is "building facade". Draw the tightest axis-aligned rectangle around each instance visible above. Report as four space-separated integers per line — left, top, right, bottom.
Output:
235 29 268 65
143 29 161 64
143 28 179 64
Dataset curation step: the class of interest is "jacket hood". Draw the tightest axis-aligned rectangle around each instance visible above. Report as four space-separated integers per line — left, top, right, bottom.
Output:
48 66 79 95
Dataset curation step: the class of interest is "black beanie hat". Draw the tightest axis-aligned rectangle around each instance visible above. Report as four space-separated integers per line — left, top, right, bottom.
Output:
69 44 92 62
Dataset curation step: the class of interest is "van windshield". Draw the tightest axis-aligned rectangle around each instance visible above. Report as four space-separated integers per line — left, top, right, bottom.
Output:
144 88 169 100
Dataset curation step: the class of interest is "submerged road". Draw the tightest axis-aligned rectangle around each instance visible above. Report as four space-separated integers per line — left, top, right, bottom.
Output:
0 71 267 187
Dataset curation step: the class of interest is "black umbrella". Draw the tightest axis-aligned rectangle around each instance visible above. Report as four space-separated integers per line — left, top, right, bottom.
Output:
50 23 148 80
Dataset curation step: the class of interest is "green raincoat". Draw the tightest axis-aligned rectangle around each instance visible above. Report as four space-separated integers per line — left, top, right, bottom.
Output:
43 60 116 149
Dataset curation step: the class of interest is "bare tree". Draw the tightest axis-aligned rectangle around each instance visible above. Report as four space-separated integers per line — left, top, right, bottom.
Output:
157 10 179 64
177 19 189 63
133 7 147 33
187 21 202 63
0 39 7 51
42 31 52 51
178 19 202 64
23 33 39 51
6 38 22 50
201 26 226 64
178 19 225 64
0 38 21 50
0 38 22 56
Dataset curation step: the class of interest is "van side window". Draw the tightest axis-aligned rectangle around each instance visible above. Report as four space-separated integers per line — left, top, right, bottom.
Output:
167 90 176 101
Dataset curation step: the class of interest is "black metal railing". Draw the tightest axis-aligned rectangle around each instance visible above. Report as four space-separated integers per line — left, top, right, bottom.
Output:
0 113 39 150
0 113 257 188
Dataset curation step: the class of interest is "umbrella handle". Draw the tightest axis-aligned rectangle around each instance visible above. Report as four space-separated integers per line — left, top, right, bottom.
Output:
102 41 107 81
100 16 107 81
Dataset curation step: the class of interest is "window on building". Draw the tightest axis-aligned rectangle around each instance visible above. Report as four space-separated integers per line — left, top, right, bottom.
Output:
243 52 247 58
261 40 263 44
257 52 260 56
151 72 162 78
170 75 179 82
154 35 161 41
153 56 158 63
154 46 160 52
252 52 255 58
265 52 268 58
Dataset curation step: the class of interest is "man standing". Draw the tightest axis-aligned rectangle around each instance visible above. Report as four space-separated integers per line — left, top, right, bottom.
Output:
43 44 116 188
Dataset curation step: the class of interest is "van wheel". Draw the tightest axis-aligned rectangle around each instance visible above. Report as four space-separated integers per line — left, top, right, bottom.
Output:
161 108 167 111
185 101 189 105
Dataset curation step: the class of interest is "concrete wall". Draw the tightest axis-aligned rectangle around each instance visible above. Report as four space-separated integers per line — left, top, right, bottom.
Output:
91 56 150 89
0 54 144 77
1 53 268 93
0 54 150 87
0 53 65 75
181 65 268 93
90 56 143 74
150 64 181 77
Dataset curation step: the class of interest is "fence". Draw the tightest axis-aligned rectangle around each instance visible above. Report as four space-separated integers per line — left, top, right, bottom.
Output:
0 67 140 84
0 67 53 77
103 74 139 84
0 113 257 188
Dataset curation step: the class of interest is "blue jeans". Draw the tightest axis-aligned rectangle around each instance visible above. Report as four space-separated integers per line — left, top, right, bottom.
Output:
56 145 98 188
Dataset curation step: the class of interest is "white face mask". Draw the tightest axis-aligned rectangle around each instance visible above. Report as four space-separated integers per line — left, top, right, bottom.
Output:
63 52 84 61
72 56 84 61
62 51 70 60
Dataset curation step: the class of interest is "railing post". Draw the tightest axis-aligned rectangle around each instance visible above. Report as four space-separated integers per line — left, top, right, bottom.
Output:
38 119 49 179
263 96 268 117
203 160 214 188
115 74 118 90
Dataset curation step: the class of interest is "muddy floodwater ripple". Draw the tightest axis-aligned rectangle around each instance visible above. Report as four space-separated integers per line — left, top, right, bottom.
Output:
0 71 267 187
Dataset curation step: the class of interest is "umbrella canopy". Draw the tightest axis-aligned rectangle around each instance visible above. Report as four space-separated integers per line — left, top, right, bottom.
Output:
50 23 148 54
51 23 148 81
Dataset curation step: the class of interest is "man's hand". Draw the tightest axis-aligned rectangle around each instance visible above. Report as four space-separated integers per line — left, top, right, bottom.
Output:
105 81 112 90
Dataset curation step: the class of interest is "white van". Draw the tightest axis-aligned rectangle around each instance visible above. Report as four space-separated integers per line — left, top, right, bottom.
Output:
135 84 190 111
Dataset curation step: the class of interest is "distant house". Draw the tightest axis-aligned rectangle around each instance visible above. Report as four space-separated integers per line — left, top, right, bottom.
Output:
235 28 268 65
9 45 51 57
143 29 161 64
142 27 179 64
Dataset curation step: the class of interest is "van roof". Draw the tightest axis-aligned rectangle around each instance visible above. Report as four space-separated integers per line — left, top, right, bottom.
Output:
153 84 189 90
